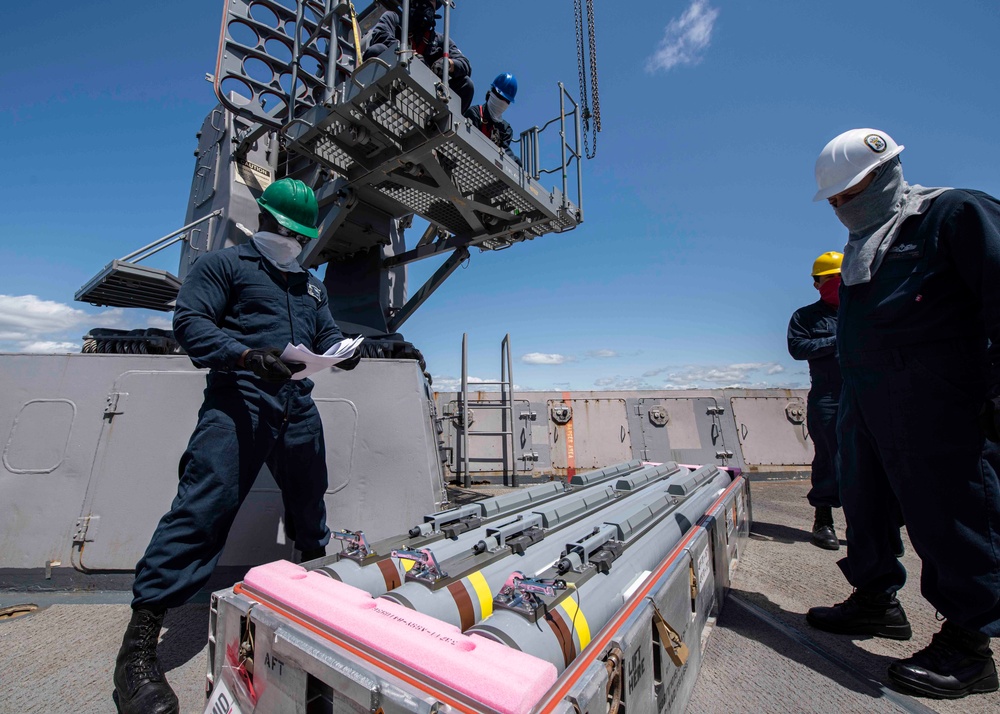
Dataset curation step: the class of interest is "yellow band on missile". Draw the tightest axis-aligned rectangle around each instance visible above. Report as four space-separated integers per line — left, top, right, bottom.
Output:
468 571 493 618
558 595 591 650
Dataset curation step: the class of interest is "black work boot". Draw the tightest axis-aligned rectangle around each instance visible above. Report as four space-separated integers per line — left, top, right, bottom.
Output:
113 607 179 714
807 590 912 640
888 621 999 699
811 505 840 550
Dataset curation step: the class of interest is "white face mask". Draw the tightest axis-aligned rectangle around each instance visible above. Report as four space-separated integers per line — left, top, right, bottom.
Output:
486 91 509 121
252 231 305 272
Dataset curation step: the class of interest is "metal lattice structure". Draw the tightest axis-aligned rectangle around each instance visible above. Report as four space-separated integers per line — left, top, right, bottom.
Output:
288 57 582 262
77 0 586 336
214 0 347 127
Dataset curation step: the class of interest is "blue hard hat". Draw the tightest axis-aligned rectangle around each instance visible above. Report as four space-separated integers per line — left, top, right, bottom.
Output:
490 73 517 103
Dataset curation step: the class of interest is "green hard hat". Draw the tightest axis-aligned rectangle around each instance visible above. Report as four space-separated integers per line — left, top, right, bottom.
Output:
256 178 320 239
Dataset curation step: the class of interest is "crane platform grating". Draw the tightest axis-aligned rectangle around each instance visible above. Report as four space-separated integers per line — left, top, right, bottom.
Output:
285 57 581 249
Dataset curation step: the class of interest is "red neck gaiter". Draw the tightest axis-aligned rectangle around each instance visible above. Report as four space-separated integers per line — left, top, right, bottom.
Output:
819 275 841 307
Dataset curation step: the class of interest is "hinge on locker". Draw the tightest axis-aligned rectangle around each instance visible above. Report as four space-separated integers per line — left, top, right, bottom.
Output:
73 516 98 545
104 391 128 420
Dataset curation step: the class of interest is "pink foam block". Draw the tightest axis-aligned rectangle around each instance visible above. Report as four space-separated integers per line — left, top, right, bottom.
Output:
243 560 557 714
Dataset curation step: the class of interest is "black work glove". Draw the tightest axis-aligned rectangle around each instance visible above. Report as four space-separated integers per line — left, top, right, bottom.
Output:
335 352 362 371
431 58 450 75
981 397 1000 443
243 348 304 382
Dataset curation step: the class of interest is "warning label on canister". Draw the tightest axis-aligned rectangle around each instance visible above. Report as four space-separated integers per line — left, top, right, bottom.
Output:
234 158 273 191
697 546 711 589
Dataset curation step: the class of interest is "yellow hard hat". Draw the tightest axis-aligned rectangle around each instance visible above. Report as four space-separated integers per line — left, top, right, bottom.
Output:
812 251 843 276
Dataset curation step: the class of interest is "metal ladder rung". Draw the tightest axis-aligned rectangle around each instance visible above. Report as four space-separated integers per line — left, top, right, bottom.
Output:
467 430 513 437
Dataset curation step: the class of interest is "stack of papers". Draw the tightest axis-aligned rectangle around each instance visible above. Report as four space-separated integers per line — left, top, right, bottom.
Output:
280 336 365 380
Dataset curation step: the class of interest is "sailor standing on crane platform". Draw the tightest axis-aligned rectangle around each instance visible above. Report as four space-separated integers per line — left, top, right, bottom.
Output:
805 128 1000 700
364 0 475 113
465 72 521 166
112 178 359 714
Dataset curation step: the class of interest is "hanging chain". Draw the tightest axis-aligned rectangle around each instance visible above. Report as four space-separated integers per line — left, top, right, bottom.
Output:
574 0 600 159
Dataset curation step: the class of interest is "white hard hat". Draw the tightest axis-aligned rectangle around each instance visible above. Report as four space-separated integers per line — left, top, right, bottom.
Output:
812 128 904 202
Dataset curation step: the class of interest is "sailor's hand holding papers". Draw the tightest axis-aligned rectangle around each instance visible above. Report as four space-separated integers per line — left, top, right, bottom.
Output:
279 336 365 379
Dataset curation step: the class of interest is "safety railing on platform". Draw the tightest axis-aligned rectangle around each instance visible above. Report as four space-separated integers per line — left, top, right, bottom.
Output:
519 82 584 220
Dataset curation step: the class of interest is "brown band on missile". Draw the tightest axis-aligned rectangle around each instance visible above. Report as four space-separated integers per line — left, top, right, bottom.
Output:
377 559 401 591
448 581 475 631
545 609 576 668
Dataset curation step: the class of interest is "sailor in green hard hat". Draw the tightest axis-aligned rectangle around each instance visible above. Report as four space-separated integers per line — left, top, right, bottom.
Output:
257 175 320 237
113 178 359 714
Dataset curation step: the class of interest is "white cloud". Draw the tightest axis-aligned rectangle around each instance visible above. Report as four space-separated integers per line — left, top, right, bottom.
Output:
18 341 81 354
594 375 655 390
639 362 788 389
0 294 148 353
0 294 96 341
146 315 174 330
586 349 618 359
664 363 779 385
646 0 720 74
430 375 529 392
521 352 575 366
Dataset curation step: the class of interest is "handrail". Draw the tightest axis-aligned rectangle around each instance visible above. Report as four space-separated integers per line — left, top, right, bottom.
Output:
461 332 469 487
440 0 451 99
399 0 410 61
119 210 223 264
457 333 518 487
516 83 583 219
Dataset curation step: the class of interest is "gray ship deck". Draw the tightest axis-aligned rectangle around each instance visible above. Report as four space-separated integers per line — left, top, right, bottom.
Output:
1 480 997 714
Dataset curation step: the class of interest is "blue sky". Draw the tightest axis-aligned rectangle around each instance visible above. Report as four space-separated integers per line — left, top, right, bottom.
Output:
2 0 998 391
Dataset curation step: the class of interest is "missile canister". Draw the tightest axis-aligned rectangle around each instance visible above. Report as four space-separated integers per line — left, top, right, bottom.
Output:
316 459 650 596
381 464 705 631
465 467 731 672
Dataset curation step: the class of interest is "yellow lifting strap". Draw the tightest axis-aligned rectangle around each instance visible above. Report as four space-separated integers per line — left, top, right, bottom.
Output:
349 2 363 66
650 602 690 668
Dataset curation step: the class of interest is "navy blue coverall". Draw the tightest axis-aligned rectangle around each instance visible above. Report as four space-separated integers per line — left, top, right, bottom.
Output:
132 241 345 608
363 10 474 113
837 189 1000 636
465 104 521 166
787 299 842 508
